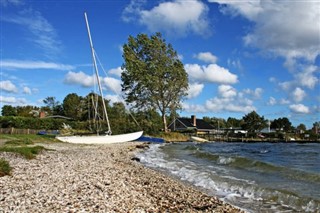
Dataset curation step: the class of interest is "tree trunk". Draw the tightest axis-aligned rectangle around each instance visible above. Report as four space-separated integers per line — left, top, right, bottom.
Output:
162 113 168 133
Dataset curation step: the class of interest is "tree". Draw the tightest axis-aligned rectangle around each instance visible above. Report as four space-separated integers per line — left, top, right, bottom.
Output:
43 96 61 115
270 117 293 132
121 32 188 132
226 117 243 129
62 93 83 120
296 123 306 133
16 105 40 117
1 105 17 116
242 111 267 133
203 117 226 129
312 121 320 134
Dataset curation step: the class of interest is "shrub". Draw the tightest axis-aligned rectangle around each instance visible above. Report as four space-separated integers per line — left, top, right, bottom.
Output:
0 146 46 159
0 158 12 177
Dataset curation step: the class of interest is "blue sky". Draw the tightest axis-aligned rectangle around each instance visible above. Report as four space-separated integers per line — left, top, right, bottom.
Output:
0 0 319 128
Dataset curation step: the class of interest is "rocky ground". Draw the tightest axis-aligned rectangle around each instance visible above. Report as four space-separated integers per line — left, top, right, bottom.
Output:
0 142 244 212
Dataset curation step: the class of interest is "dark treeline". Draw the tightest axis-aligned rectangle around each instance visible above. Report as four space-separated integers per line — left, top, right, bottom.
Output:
1 93 319 140
0 93 163 135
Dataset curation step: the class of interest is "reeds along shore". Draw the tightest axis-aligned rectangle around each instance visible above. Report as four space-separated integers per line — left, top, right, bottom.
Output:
0 142 243 212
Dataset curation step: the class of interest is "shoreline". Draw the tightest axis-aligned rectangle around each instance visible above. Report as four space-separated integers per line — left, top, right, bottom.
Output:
0 142 243 212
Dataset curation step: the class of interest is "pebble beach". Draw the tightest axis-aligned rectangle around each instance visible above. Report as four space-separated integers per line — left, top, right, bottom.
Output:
0 142 243 212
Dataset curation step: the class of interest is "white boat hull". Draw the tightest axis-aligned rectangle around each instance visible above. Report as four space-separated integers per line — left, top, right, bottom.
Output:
56 131 143 144
191 136 209 142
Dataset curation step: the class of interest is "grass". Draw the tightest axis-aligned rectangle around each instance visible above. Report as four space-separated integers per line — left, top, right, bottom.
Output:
0 134 57 143
4 138 34 146
0 158 12 177
0 134 56 177
159 132 189 142
0 146 47 160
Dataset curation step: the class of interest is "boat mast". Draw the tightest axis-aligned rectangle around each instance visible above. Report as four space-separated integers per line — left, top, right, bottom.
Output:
84 12 111 135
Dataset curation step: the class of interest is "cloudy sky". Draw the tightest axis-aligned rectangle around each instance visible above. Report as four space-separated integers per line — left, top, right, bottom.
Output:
1 0 319 128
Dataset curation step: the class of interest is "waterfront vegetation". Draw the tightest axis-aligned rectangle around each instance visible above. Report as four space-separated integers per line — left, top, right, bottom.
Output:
0 134 57 177
0 158 11 177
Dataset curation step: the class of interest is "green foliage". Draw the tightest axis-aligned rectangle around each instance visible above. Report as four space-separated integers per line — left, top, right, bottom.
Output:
0 158 12 177
4 138 34 146
296 123 307 132
242 111 267 133
1 105 17 116
203 117 227 129
0 146 46 159
159 132 189 142
43 96 61 115
62 93 83 120
0 116 69 130
226 117 244 128
122 32 188 132
271 117 293 132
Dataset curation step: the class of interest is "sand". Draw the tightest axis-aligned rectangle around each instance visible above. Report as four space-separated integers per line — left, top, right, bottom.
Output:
0 142 244 212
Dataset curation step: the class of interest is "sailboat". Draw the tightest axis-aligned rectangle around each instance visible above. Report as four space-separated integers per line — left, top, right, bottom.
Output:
56 12 143 144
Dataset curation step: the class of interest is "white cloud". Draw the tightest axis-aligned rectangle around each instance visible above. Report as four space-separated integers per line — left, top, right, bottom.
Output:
213 1 320 64
0 96 26 104
182 102 206 113
121 0 146 23
218 85 236 98
184 84 256 114
2 8 62 56
1 0 24 7
108 67 123 77
187 82 204 99
278 64 319 93
185 63 238 84
123 0 210 37
289 104 310 114
101 77 122 94
211 0 262 20
194 52 218 63
243 88 263 99
205 96 255 113
23 86 32 94
64 71 95 87
1 59 74 70
295 65 318 89
64 71 122 94
105 94 125 105
268 97 276 106
280 98 290 105
292 87 306 102
227 58 243 70
0 80 18 93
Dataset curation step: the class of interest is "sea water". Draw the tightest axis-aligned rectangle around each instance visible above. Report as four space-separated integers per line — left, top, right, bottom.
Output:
136 142 320 212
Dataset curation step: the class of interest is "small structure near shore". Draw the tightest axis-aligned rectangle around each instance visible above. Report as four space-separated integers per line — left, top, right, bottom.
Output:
168 115 214 134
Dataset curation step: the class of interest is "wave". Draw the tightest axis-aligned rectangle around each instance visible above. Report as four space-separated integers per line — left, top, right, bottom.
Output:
137 143 320 212
192 150 320 183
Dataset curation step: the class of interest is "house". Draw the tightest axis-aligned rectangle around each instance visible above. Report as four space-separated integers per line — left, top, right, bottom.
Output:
168 115 215 134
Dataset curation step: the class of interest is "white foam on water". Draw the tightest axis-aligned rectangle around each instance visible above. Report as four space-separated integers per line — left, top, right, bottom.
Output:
217 156 235 165
137 144 320 213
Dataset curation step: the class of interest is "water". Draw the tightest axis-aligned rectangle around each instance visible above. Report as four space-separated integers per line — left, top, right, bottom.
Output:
136 142 320 212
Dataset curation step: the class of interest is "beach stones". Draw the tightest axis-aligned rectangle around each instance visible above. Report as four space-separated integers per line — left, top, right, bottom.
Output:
0 142 243 212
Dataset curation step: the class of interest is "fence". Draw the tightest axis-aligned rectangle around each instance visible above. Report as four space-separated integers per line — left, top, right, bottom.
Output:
0 128 52 135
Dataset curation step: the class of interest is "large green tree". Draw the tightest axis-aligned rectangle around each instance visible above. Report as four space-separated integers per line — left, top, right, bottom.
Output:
43 96 61 115
1 105 17 116
121 33 188 132
270 117 293 132
62 93 83 120
242 111 267 133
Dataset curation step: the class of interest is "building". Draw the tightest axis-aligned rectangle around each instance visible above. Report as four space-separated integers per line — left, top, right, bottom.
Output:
168 115 214 134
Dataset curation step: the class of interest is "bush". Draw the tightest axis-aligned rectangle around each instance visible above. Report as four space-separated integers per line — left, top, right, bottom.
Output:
0 146 46 159
0 158 12 177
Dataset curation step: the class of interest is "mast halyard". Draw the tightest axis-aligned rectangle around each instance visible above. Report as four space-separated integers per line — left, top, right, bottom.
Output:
84 12 111 135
